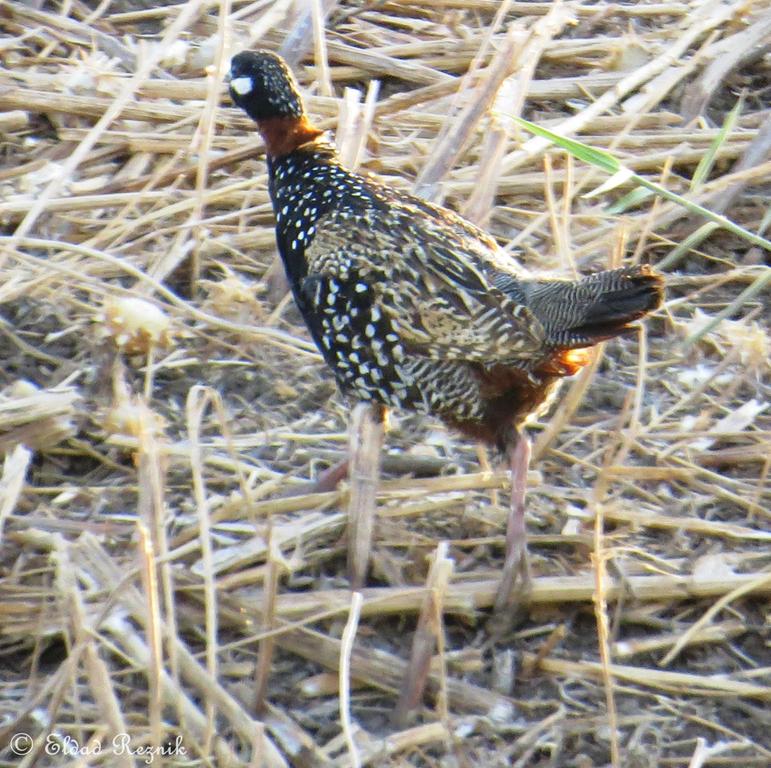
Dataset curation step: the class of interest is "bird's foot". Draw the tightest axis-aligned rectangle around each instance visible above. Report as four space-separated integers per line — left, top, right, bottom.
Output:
492 536 532 618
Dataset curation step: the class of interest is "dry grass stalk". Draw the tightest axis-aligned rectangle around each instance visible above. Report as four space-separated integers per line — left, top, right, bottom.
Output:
680 9 771 122
263 570 771 623
339 591 364 768
0 382 79 452
357 722 451 766
0 110 29 132
185 386 220 738
590 467 621 767
394 541 454 726
612 620 747 659
77 533 286 765
254 532 283 714
0 444 31 543
526 653 771 698
659 571 771 668
499 0 745 176
346 404 385 589
1 0 769 764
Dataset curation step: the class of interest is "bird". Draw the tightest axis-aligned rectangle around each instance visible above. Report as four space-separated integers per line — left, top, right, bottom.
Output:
227 50 664 611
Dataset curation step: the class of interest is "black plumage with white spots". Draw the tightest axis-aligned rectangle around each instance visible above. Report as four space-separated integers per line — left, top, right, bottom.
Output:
228 50 664 452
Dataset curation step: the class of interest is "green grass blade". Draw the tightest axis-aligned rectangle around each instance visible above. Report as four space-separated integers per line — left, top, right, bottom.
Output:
690 95 743 192
631 175 771 252
657 222 720 270
759 206 771 237
682 268 771 349
513 116 771 254
606 187 655 215
512 116 620 174
583 169 635 198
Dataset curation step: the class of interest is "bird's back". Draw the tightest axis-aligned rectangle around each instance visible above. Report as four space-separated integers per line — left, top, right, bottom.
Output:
268 141 505 291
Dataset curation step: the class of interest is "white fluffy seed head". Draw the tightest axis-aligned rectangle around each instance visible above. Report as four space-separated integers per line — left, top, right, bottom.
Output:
99 296 172 354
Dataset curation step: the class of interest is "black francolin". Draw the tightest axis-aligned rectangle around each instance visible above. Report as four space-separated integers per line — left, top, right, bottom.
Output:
228 50 664 610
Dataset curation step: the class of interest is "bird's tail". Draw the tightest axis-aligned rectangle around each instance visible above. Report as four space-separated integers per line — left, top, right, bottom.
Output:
527 264 664 349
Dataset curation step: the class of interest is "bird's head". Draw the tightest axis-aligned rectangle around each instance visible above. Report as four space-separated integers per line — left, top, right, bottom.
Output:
228 50 323 157
228 50 305 122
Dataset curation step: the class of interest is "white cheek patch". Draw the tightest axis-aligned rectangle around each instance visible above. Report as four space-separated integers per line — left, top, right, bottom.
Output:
230 76 253 96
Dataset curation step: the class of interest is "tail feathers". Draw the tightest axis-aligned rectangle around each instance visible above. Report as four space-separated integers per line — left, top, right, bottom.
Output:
528 265 664 349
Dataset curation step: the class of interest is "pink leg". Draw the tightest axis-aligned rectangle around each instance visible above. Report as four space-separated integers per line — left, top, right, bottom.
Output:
493 432 532 616
313 458 350 493
276 457 349 498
